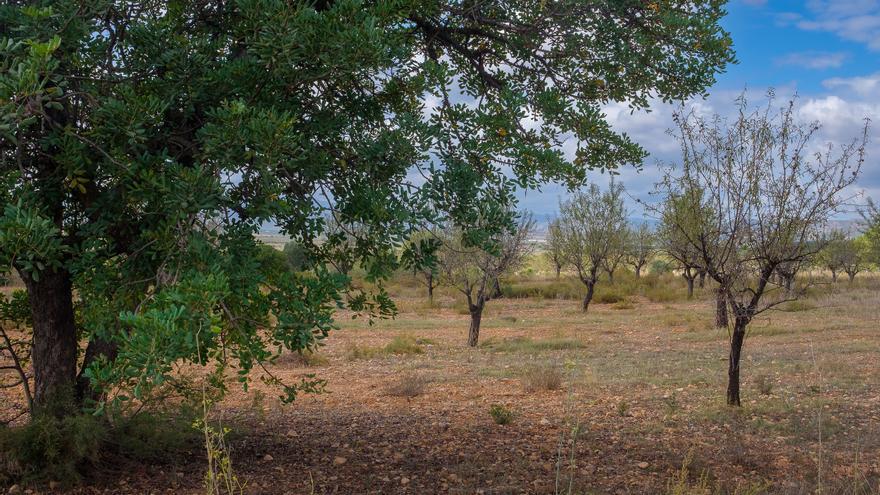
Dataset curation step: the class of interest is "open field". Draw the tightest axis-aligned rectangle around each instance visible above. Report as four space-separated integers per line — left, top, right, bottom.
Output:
12 273 872 494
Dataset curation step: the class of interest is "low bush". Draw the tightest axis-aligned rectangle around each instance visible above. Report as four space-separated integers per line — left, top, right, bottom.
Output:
489 404 513 425
0 405 200 487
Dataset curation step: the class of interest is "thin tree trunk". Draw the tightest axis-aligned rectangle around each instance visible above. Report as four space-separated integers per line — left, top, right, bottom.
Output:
20 268 79 415
715 289 728 328
582 282 595 313
467 303 484 347
727 317 748 406
427 272 434 305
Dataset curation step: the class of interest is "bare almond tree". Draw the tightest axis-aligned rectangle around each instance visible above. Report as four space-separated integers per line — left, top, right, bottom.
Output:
557 182 627 312
660 94 867 406
437 214 535 347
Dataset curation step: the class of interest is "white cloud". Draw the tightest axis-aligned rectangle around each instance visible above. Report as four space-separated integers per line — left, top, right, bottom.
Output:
823 72 880 97
783 1 880 51
775 51 849 69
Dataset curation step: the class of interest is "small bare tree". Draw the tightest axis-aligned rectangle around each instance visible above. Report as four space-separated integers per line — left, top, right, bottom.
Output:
625 222 656 279
405 230 442 305
437 214 535 347
661 94 867 406
557 182 627 312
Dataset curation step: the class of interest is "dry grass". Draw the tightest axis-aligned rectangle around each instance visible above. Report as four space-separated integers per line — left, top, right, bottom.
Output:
4 271 880 493
520 364 564 392
385 373 432 398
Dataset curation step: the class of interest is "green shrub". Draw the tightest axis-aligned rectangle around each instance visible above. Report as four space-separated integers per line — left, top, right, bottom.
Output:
0 407 199 487
489 404 513 425
0 413 106 486
593 288 626 304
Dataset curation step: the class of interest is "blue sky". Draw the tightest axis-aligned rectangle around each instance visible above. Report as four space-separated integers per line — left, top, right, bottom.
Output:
520 0 880 221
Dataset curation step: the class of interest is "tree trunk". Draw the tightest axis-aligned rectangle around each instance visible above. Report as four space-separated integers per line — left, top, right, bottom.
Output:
20 268 79 415
727 317 748 406
467 303 484 347
685 277 694 299
76 336 118 403
427 273 434 305
582 282 595 313
715 289 728 329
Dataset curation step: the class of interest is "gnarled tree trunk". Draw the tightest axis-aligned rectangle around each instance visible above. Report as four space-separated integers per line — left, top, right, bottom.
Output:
582 281 595 313
715 289 728 329
20 268 79 415
467 302 484 347
727 317 749 406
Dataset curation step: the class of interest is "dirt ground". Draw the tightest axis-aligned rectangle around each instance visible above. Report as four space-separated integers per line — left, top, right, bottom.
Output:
4 277 880 494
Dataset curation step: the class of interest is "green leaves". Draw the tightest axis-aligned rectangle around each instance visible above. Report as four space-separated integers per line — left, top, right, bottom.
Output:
0 201 67 281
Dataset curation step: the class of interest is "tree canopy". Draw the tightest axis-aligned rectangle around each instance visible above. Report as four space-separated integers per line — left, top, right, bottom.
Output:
0 0 734 415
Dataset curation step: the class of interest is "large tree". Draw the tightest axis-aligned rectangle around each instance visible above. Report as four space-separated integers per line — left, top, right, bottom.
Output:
662 95 867 406
0 1 733 417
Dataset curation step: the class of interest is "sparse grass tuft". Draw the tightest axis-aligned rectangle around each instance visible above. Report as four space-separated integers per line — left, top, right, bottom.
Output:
778 300 817 312
481 336 585 353
612 300 635 310
385 373 431 398
755 375 773 396
281 350 329 367
521 364 563 392
346 334 433 360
